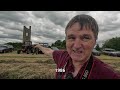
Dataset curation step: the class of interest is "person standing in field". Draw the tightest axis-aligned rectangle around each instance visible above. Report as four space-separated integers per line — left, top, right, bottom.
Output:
35 14 120 79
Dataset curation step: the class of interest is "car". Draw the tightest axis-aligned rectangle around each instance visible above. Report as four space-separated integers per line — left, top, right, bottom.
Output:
50 47 59 50
102 48 115 55
92 49 101 56
0 44 14 53
0 46 8 53
109 51 120 57
117 51 120 57
102 48 120 57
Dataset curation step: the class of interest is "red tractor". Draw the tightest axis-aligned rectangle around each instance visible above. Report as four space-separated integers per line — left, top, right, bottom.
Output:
17 41 33 54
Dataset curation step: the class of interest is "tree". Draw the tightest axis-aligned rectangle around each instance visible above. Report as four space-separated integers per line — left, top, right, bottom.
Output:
61 40 66 49
55 40 62 46
5 42 23 50
51 40 66 49
102 37 120 51
95 44 101 51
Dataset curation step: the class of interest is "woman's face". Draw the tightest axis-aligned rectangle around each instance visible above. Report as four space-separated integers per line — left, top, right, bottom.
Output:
66 22 96 63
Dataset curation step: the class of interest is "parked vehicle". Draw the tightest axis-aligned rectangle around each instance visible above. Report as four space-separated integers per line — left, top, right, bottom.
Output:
31 43 49 54
6 45 14 52
0 46 9 53
38 43 49 54
0 44 14 53
102 48 120 57
102 48 115 55
117 51 120 57
109 51 120 57
92 49 101 56
50 47 59 50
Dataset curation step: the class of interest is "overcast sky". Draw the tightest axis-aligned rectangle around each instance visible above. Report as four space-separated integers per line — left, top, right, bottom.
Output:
0 11 120 47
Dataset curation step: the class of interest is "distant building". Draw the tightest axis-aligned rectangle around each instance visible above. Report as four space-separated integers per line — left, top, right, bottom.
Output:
23 26 32 46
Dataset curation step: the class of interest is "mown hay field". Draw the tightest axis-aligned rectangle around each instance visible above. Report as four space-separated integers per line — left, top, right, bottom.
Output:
0 51 56 79
0 51 120 79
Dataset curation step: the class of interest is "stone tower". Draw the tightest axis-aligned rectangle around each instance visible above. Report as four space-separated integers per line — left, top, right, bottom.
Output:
23 26 32 46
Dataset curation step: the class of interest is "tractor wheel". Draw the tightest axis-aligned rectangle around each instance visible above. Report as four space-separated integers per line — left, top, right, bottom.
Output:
17 50 21 54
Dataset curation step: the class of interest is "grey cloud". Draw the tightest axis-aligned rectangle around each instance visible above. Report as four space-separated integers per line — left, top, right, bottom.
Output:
0 20 23 32
32 26 65 41
0 11 120 46
0 11 29 24
0 33 22 40
32 11 71 27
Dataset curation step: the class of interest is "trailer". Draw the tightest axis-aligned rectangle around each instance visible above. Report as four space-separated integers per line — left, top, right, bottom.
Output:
32 43 49 54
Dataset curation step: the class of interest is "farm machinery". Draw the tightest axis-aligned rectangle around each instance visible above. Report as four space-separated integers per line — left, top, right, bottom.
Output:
17 26 49 54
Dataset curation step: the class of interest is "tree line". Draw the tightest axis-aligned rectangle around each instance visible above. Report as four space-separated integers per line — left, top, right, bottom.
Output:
5 37 120 51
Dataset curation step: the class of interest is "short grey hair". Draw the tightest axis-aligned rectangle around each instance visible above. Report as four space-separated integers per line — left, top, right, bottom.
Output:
65 14 99 40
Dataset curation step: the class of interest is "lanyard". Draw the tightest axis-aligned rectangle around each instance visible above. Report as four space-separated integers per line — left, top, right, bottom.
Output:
80 56 94 79
57 55 94 79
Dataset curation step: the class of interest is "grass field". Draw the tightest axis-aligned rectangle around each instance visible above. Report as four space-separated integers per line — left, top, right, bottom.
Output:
0 51 120 79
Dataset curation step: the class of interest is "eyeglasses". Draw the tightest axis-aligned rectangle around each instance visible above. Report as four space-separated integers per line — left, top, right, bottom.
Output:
65 73 74 79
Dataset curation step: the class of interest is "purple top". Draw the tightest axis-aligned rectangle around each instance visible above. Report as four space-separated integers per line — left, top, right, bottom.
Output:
53 50 120 79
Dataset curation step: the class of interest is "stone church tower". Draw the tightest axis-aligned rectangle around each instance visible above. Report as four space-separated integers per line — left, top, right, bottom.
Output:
23 26 32 46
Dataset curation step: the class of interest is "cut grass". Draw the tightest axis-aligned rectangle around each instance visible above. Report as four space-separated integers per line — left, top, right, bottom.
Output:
0 51 120 79
0 51 56 79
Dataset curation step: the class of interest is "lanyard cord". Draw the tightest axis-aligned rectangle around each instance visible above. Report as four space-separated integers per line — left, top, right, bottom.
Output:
80 56 93 79
57 55 94 79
